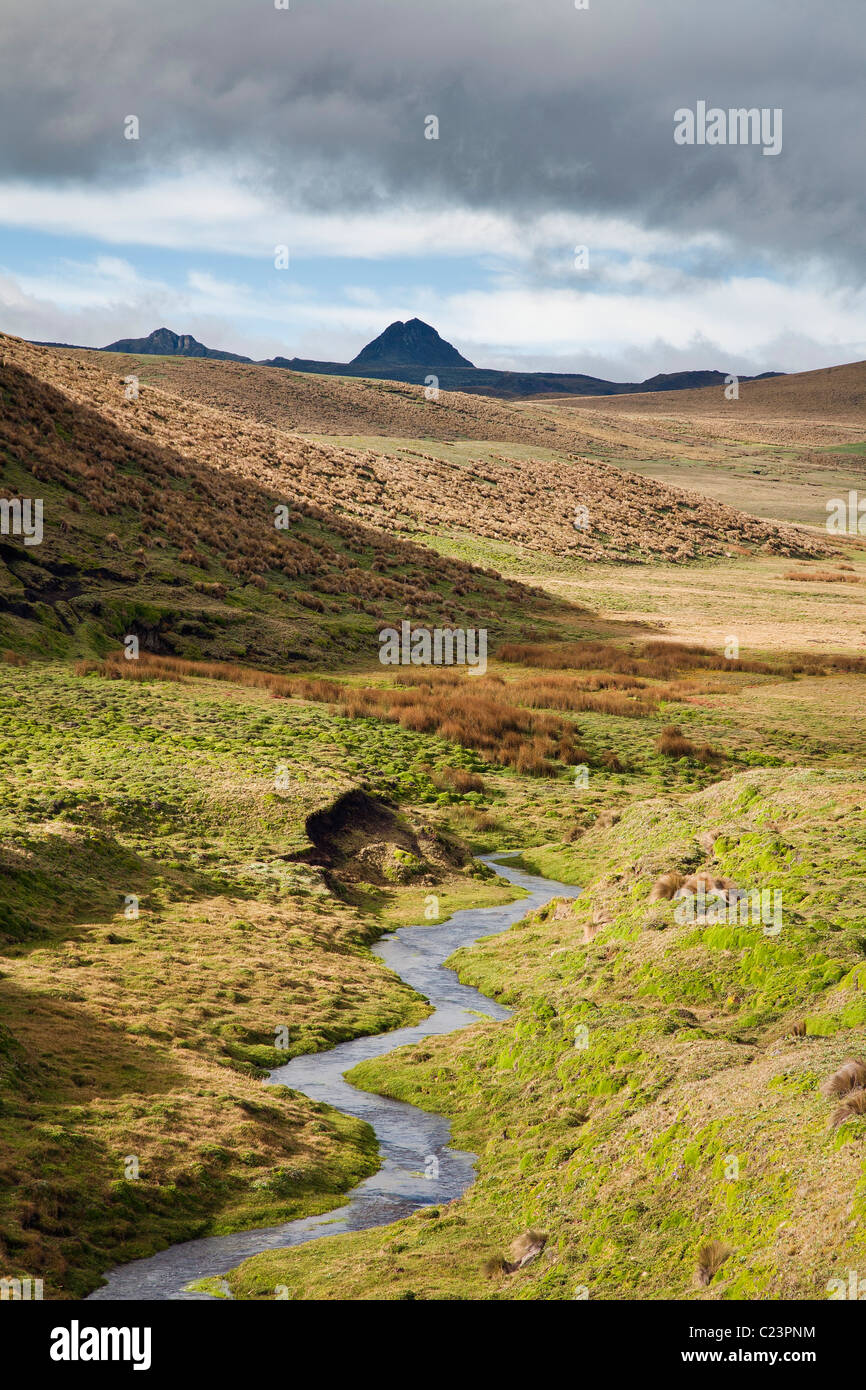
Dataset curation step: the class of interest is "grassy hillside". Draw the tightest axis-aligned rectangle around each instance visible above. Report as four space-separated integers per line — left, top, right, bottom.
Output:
83 348 630 448
526 360 866 540
1 336 827 569
555 358 866 424
1 612 863 1297
0 657 524 1297
0 352 556 664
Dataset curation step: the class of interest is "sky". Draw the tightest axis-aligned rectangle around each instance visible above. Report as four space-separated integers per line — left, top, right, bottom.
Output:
0 0 864 381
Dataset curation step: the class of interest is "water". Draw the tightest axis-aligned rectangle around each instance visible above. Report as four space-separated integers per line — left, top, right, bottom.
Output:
88 855 578 1300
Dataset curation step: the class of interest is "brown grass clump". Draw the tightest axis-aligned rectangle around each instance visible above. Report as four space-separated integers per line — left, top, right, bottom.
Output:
695 1240 732 1286
694 742 722 764
504 1230 547 1273
294 590 328 611
431 767 486 794
653 726 722 764
821 1058 866 1098
673 872 739 906
484 1230 548 1277
73 651 344 704
655 725 696 758
514 745 558 778
556 735 590 766
337 674 575 773
510 674 657 718
461 808 500 832
784 569 861 583
831 1089 866 1129
649 871 685 901
685 874 740 905
683 872 720 894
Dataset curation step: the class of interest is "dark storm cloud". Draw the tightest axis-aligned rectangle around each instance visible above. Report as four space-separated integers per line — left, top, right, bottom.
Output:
2 0 864 266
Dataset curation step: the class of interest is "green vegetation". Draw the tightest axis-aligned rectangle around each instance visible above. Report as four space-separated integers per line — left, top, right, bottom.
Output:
226 768 866 1301
0 660 533 1296
2 596 865 1298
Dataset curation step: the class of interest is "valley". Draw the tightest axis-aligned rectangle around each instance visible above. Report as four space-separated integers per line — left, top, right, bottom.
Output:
1 333 865 1303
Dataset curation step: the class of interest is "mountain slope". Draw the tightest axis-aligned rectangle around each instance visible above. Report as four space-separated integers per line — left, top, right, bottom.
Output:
350 317 475 369
0 344 555 663
557 358 866 423
89 349 624 449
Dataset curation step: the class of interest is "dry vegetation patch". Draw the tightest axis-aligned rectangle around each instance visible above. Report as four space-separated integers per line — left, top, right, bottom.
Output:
784 568 861 583
0 335 827 565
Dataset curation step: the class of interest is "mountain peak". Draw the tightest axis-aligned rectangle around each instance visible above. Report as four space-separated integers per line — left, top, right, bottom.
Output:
350 319 475 370
101 328 251 362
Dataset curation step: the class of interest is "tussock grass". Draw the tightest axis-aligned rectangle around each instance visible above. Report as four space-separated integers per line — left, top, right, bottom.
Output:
655 724 721 764
784 568 861 583
77 655 595 775
339 678 576 774
499 638 866 679
431 767 486 794
74 652 344 703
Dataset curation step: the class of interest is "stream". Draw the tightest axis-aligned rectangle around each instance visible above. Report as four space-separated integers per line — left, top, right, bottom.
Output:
88 855 578 1300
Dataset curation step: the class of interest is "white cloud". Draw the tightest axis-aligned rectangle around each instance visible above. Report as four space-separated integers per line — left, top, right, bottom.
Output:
0 166 727 264
1 178 864 377
13 255 164 310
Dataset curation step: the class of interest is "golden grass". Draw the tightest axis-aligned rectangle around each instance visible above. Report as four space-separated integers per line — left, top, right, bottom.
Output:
74 652 344 703
784 568 861 583
655 723 720 763
0 333 828 565
498 638 866 679
339 679 579 774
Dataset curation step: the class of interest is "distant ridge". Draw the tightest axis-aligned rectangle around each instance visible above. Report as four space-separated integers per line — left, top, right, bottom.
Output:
258 353 783 400
20 319 783 400
259 317 782 397
30 339 90 350
102 327 252 363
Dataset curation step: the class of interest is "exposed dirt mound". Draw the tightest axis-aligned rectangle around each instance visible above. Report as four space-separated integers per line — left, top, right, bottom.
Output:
304 788 468 885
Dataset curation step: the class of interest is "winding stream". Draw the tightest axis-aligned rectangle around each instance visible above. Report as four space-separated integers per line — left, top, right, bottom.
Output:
88 855 577 1300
